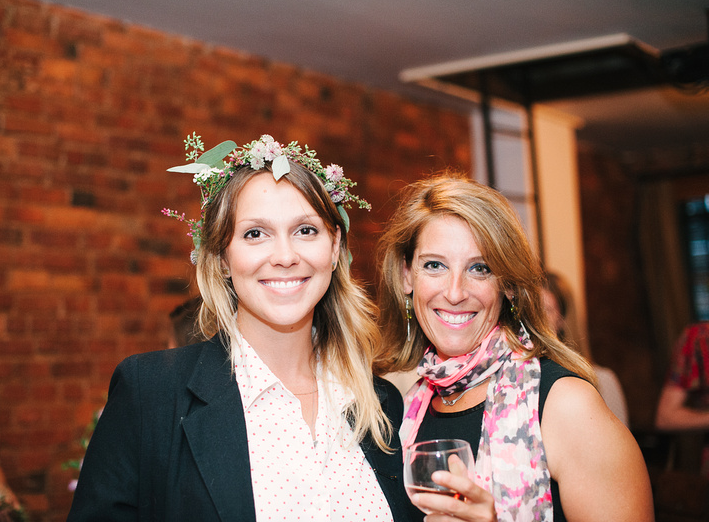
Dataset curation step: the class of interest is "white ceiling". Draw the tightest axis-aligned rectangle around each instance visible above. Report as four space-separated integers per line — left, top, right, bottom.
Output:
50 0 709 153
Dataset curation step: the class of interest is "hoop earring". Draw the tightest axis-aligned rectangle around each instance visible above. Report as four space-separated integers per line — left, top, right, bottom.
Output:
405 295 413 341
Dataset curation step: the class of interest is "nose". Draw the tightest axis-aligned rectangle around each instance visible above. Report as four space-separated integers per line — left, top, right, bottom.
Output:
270 236 300 267
444 271 468 305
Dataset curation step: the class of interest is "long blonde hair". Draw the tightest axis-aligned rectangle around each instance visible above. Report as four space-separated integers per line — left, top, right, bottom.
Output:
376 172 595 385
196 161 392 450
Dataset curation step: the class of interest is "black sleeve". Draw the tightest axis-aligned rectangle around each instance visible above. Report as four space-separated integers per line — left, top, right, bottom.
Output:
375 376 405 428
538 358 582 421
370 377 415 522
67 356 141 522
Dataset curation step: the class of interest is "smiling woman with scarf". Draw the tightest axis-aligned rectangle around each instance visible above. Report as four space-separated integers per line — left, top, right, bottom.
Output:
376 173 653 522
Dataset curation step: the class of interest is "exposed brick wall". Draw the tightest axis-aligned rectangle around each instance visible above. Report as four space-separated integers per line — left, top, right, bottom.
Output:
0 0 471 519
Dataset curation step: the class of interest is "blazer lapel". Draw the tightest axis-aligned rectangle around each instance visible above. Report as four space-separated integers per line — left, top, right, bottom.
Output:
181 336 257 522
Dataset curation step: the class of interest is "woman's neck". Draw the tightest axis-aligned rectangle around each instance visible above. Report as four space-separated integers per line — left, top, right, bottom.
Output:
432 378 490 413
238 316 316 386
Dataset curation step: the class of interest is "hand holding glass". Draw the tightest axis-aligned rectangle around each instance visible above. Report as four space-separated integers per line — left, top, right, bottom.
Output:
404 439 474 512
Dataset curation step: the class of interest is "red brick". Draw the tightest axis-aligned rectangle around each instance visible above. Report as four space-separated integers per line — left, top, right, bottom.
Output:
4 27 57 54
30 229 79 248
61 382 84 401
0 339 33 355
30 382 58 401
0 227 22 245
0 409 10 428
84 232 112 249
13 123 59 148
16 493 49 513
1 383 29 402
14 294 59 312
20 361 52 378
0 361 17 379
16 405 44 426
37 339 85 355
16 446 52 472
49 275 92 292
34 341 57 355
5 314 29 335
44 253 89 273
0 293 14 311
73 318 95 335
5 269 49 290
40 206 98 229
97 360 120 379
5 205 48 224
4 93 45 114
3 114 54 135
88 338 118 353
48 403 73 425
51 360 91 378
53 9 103 45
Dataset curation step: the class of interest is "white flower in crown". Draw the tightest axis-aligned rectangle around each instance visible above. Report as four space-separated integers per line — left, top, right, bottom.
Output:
193 166 222 185
248 142 267 170
260 134 282 160
326 164 344 183
249 135 284 170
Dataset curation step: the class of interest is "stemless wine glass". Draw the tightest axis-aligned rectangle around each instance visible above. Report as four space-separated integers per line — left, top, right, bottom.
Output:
403 439 474 512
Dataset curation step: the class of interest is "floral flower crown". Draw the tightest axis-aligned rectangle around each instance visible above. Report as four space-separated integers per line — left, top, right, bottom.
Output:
163 133 370 263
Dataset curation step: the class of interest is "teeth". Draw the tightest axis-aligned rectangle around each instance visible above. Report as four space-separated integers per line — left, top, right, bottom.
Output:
262 279 304 289
436 311 475 324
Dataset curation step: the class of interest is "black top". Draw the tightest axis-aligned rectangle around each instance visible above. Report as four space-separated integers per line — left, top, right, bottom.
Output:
413 358 579 521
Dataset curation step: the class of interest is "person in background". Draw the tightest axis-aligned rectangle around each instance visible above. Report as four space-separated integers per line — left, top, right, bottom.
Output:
67 134 410 521
0 463 23 521
655 322 709 476
376 173 653 521
167 296 204 348
541 271 630 427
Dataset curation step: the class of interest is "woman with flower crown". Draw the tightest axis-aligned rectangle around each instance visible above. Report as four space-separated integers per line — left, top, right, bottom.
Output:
376 173 653 522
67 134 411 521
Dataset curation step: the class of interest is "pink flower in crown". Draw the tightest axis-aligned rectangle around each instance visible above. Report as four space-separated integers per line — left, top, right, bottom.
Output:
326 164 344 182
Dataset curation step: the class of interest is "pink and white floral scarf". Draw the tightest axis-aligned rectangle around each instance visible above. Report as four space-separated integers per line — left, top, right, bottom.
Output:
400 325 553 521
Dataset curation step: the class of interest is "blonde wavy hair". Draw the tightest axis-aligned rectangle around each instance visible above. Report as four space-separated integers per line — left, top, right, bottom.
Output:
375 172 595 385
196 161 392 450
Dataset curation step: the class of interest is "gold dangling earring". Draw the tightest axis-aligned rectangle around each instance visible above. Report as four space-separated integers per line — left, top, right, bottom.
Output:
510 296 518 320
510 295 531 341
405 295 413 341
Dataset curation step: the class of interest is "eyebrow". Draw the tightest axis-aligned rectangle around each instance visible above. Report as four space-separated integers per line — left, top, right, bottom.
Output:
236 214 322 228
416 253 486 263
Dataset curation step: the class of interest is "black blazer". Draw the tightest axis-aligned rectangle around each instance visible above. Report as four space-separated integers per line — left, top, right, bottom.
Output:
67 335 411 521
